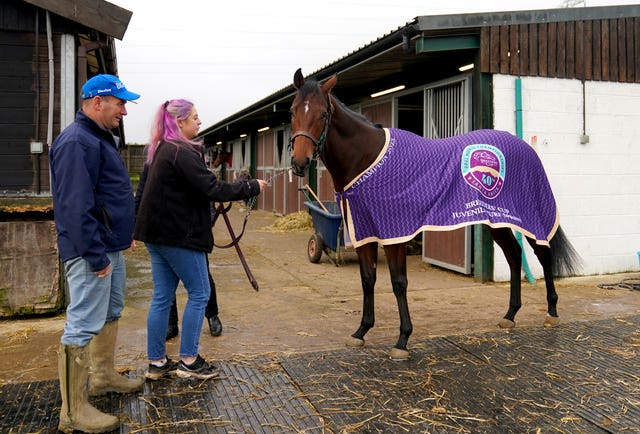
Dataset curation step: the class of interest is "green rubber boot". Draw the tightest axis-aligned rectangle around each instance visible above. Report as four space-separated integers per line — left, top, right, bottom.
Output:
58 344 120 433
89 321 144 396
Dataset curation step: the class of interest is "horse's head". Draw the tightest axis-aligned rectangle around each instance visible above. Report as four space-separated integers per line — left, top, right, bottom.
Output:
289 68 336 177
213 149 232 168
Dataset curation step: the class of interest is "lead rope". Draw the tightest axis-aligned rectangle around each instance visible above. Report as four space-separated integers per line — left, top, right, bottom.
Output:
213 169 291 249
213 196 256 249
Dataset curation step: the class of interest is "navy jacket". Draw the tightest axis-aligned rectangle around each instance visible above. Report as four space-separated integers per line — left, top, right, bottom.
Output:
134 141 259 253
50 110 135 271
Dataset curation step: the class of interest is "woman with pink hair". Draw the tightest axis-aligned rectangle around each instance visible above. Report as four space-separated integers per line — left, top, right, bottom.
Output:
135 99 267 380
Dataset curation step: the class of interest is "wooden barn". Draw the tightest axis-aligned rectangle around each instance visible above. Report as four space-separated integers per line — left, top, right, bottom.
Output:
199 5 640 281
0 0 133 316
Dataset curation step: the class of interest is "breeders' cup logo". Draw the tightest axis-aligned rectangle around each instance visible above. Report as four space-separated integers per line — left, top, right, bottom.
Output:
460 144 506 199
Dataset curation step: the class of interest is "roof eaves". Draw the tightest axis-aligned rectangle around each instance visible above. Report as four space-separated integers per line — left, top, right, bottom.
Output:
199 19 420 139
304 18 420 80
417 5 640 31
21 0 133 39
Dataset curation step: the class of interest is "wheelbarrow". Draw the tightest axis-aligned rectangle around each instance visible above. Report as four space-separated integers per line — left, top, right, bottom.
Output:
300 185 351 265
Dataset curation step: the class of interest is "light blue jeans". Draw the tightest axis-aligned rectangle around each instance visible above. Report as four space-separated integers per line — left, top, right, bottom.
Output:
145 243 210 360
61 251 126 347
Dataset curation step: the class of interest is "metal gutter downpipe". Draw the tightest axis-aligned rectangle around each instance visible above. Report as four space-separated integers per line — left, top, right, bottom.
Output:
34 10 41 194
45 12 54 148
515 77 535 284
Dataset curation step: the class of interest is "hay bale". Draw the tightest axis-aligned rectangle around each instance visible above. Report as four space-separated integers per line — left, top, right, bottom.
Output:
264 211 313 233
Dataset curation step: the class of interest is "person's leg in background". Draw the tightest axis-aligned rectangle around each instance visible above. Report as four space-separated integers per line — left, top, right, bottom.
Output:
166 298 179 340
204 255 222 336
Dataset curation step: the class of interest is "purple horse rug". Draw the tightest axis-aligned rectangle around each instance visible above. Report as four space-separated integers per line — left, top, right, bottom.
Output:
336 128 559 248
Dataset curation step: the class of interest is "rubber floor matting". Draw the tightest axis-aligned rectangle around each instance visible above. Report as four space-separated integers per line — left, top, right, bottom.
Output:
281 315 640 433
2 356 323 433
2 315 640 433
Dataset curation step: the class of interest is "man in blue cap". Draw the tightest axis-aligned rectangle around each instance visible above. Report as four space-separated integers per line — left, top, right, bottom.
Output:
50 74 142 433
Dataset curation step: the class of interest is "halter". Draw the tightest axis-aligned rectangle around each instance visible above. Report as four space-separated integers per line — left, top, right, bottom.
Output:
289 94 333 162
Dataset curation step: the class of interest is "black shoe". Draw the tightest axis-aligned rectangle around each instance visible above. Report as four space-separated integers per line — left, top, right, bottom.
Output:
166 323 179 341
207 315 222 337
176 355 220 380
146 357 178 380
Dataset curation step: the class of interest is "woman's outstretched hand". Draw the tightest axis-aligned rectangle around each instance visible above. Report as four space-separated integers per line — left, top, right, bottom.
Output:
256 179 269 192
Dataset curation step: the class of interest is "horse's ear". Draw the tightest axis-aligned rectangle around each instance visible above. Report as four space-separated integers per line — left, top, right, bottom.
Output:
321 74 337 94
293 68 304 89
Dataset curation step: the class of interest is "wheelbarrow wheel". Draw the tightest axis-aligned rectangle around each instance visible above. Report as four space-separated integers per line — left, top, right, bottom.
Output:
308 233 324 263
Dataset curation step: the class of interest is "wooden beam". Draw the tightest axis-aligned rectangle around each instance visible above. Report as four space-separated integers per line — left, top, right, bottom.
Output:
415 35 480 53
21 0 132 40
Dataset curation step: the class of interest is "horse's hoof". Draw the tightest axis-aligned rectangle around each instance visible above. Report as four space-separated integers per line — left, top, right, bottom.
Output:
346 336 365 347
543 315 560 328
389 347 409 360
498 318 515 329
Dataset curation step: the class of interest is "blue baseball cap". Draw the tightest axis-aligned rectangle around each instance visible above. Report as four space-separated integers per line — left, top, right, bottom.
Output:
81 74 140 101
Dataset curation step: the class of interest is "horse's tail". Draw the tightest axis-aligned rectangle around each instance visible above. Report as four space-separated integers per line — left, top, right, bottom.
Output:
550 225 582 277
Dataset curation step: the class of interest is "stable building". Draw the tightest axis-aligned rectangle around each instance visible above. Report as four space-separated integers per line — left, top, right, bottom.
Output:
0 0 134 316
199 5 640 282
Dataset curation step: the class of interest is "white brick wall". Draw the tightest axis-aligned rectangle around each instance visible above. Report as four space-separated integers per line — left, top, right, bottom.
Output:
492 74 640 281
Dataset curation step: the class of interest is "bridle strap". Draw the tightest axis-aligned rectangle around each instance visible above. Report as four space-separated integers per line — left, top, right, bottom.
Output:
290 131 320 148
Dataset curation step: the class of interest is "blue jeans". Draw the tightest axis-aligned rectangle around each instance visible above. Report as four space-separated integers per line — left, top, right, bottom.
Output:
61 251 126 347
145 243 210 360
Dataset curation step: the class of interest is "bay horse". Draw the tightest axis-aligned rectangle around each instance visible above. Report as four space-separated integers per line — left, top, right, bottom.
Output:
212 148 232 168
289 68 580 359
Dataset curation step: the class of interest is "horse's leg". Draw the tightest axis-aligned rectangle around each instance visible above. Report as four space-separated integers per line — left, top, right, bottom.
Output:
489 227 522 329
383 243 412 360
526 238 560 327
346 243 378 347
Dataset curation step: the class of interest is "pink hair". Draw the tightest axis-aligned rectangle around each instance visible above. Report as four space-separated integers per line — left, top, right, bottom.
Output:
145 98 202 164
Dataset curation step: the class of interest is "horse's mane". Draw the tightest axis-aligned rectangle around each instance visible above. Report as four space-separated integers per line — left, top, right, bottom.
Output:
301 78 380 128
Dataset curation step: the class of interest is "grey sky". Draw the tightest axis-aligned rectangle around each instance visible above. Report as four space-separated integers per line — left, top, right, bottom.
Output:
109 0 635 143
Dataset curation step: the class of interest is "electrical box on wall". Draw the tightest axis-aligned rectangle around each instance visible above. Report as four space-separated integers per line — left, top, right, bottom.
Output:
30 141 43 154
